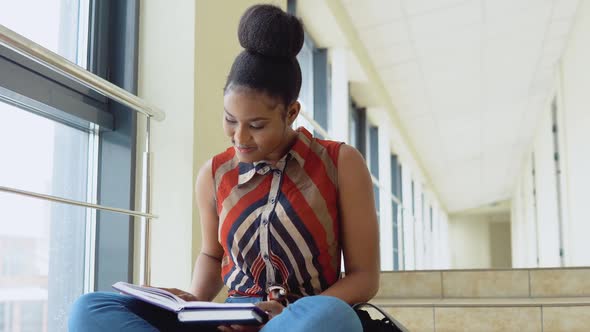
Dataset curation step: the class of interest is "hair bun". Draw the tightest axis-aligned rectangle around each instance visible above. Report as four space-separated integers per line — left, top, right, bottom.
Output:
238 4 304 58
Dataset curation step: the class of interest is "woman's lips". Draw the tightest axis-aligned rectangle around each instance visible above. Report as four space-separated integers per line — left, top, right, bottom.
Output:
236 146 255 154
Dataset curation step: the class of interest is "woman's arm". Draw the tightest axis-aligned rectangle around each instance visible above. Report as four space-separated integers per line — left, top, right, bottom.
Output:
189 159 226 301
321 144 380 304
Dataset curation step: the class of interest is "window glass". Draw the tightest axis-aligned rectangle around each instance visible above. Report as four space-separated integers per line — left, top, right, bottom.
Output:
369 126 379 177
0 0 89 66
0 102 93 331
392 202 399 270
295 38 314 132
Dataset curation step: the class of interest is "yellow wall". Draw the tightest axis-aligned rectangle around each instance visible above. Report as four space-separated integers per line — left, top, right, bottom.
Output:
138 0 196 287
138 0 287 289
449 213 511 269
192 0 287 264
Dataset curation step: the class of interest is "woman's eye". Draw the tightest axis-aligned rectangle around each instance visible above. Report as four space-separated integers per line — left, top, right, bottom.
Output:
225 118 237 124
250 124 264 129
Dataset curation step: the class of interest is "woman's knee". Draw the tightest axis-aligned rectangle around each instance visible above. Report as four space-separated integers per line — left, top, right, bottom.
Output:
264 295 362 332
68 292 126 331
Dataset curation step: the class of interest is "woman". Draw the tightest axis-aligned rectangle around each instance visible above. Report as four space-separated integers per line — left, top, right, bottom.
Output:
69 4 379 332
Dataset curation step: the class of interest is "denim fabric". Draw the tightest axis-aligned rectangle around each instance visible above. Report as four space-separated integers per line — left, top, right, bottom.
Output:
68 292 362 332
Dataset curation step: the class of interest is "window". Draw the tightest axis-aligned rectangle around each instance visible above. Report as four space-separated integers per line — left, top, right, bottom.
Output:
0 104 92 330
421 193 425 223
0 0 88 66
531 153 540 265
399 164 405 268
312 47 330 138
0 303 6 331
551 97 565 260
391 154 400 270
296 36 315 132
296 33 331 138
369 125 379 213
0 1 140 330
411 180 416 217
19 301 44 332
430 206 434 232
349 100 366 158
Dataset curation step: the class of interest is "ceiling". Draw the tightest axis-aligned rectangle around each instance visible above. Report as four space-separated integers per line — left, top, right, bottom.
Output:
338 0 580 212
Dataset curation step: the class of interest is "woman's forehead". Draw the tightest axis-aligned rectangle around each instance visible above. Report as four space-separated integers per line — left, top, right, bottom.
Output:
224 89 284 115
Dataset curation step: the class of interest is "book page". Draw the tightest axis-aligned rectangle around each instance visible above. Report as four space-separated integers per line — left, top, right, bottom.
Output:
112 282 258 311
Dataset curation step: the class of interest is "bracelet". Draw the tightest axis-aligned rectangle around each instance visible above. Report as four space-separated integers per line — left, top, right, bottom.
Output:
266 284 288 306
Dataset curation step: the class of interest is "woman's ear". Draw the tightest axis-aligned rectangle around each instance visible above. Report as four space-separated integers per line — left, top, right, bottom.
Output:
287 101 300 125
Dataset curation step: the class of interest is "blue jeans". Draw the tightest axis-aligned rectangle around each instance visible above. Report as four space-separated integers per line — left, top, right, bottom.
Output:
68 292 362 332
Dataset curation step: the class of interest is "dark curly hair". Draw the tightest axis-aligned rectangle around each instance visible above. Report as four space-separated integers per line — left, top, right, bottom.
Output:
224 4 304 107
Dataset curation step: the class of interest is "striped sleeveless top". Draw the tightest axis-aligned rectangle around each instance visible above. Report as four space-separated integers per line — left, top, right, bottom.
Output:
211 127 343 297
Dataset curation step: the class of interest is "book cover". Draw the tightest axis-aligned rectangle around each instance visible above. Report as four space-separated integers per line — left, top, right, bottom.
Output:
112 282 268 325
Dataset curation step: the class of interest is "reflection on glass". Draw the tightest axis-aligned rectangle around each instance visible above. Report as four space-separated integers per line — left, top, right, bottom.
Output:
0 0 89 67
0 102 92 331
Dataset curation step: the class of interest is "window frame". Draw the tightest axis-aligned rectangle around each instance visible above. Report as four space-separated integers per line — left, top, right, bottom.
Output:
89 0 140 291
0 0 140 294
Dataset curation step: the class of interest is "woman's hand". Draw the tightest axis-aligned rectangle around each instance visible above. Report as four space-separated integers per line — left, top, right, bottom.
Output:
156 287 199 302
217 300 285 332
217 324 261 332
256 300 285 318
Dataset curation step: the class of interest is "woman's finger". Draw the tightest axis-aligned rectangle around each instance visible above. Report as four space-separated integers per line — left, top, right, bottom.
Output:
229 325 261 332
255 301 285 318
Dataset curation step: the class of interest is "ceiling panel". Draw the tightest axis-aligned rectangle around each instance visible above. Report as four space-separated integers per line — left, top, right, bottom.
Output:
408 1 482 41
358 20 410 49
413 24 481 58
369 43 415 68
484 0 544 18
552 0 581 20
379 60 422 82
437 112 480 135
342 0 580 212
403 0 470 17
547 19 576 40
343 0 404 29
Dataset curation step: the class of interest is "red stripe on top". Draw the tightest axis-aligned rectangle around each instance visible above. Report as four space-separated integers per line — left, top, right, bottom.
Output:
218 176 271 249
292 140 340 228
216 168 239 215
212 147 236 173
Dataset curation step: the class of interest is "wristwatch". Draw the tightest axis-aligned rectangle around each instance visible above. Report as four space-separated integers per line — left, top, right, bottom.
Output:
266 284 288 307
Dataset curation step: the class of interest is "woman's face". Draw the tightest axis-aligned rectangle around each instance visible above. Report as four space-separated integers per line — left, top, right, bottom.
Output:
223 89 298 163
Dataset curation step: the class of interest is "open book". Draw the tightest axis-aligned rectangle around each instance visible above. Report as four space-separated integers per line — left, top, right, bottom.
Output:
112 282 268 325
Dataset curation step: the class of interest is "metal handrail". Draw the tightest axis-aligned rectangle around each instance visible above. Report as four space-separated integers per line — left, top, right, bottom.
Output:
0 185 157 219
298 108 331 139
0 24 165 121
0 24 160 286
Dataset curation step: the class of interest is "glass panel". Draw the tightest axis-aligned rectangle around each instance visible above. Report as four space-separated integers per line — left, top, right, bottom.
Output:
411 180 415 217
20 301 44 332
0 0 90 67
430 206 434 232
373 184 380 215
349 109 358 149
369 126 379 178
0 303 6 331
0 101 92 331
295 38 314 133
392 202 399 270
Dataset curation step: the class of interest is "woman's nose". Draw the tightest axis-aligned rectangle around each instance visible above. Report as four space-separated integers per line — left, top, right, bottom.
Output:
234 125 250 145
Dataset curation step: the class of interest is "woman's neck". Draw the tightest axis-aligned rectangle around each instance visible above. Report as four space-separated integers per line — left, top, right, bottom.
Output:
265 128 298 166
